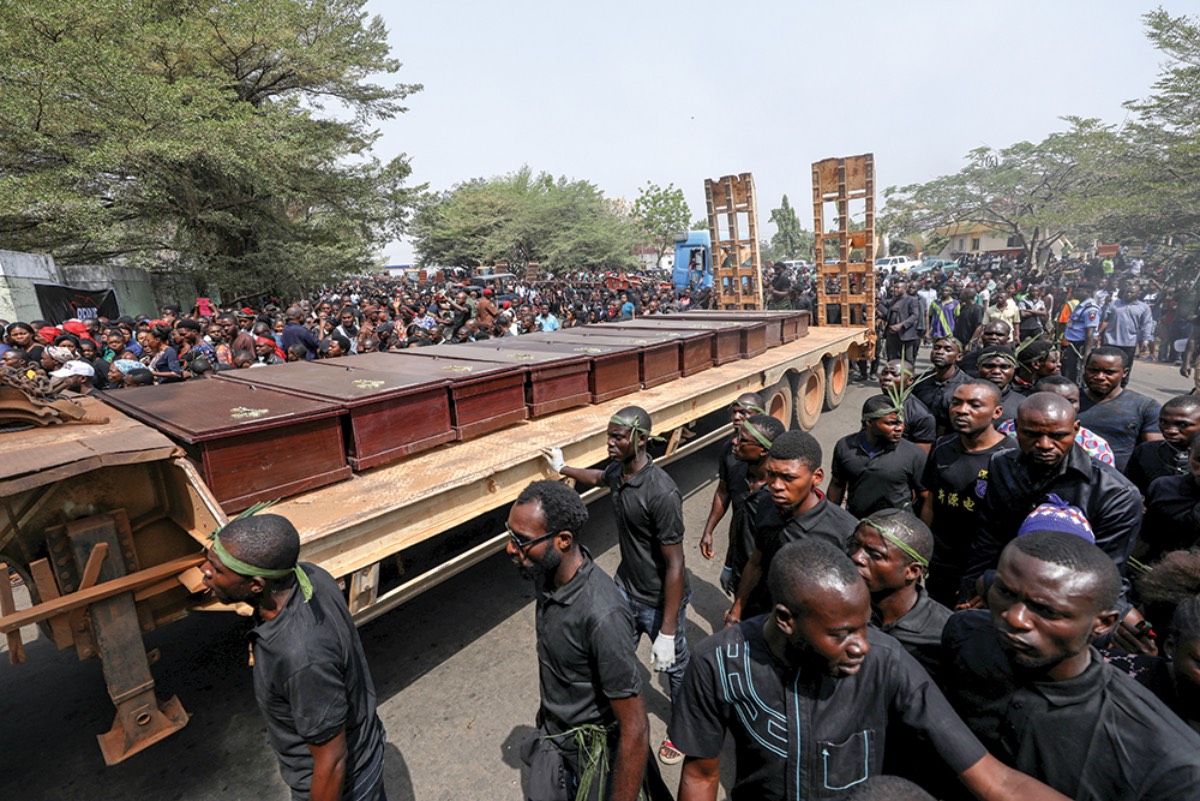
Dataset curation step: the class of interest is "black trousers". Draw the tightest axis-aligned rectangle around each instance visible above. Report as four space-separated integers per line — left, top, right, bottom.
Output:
885 333 918 365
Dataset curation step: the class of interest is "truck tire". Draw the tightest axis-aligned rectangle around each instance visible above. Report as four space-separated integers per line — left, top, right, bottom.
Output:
823 353 849 411
763 379 793 431
792 368 826 431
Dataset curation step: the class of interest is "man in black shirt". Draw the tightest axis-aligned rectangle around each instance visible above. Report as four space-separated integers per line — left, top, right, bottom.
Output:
962 393 1143 601
726 430 857 624
201 514 387 801
545 405 689 765
920 380 1017 606
974 345 1020 429
952 285 984 351
671 539 1076 801
849 509 951 677
1011 340 1060 396
1077 346 1162 471
1140 435 1200 561
881 280 921 363
1124 394 1200 495
768 264 793 310
960 322 1011 376
699 393 767 591
506 480 667 801
829 395 929 518
942 532 1200 800
878 359 936 452
912 336 969 433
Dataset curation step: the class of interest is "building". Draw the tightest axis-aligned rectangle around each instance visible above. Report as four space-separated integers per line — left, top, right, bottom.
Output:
935 223 1067 261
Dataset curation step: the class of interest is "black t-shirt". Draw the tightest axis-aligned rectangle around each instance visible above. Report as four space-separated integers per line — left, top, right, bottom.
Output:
1078 389 1161 472
901 394 937 446
250 564 386 801
723 460 759 574
535 549 641 745
942 611 1200 801
911 366 969 433
831 433 927 518
1124 439 1189 496
1142 474 1200 560
953 303 983 345
669 620 987 801
921 435 1018 582
602 458 689 605
872 586 953 679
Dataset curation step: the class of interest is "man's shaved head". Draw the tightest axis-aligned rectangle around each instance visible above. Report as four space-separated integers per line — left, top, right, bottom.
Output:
1018 391 1076 425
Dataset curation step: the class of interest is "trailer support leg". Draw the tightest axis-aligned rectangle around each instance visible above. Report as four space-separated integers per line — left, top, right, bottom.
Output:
67 514 188 765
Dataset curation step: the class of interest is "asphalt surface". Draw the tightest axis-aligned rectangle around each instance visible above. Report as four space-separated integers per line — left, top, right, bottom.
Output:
0 354 1187 800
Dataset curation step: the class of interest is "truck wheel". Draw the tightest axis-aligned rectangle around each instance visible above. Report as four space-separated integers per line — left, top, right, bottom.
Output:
791 368 826 431
823 354 849 411
763 379 793 431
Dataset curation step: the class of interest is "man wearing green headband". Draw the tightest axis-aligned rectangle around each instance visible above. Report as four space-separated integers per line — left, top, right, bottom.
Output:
975 345 1020 429
828 395 929 519
543 405 690 766
699 393 766 585
848 509 950 677
202 514 387 801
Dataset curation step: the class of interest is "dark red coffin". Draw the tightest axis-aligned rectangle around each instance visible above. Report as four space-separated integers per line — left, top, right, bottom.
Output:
340 350 527 440
542 328 681 388
99 379 350 513
496 333 640 403
673 310 809 344
222 360 454 471
415 341 591 417
590 323 714 376
604 318 750 364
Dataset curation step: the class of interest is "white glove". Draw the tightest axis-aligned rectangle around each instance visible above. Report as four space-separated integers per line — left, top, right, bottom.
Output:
651 633 677 671
541 447 565 473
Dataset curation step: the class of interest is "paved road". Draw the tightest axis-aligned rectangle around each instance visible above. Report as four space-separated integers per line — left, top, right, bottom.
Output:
1 355 1186 800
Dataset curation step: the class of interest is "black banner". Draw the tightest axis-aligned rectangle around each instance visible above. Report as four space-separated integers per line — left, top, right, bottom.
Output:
34 283 121 324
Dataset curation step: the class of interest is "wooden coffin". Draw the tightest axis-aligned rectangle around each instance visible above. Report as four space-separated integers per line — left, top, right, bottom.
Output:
221 361 454 471
542 328 681 388
494 333 640 403
415 341 591 417
603 318 750 364
673 309 810 344
336 351 527 440
590 323 714 376
99 379 350 513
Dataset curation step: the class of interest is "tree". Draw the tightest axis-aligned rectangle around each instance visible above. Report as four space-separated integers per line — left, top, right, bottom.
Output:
411 167 639 275
883 119 1121 270
631 181 691 266
768 195 814 260
0 0 420 299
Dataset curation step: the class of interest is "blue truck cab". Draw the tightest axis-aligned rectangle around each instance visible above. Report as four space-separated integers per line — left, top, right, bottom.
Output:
672 230 713 293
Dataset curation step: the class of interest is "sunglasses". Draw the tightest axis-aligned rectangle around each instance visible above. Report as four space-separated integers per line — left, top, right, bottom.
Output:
506 525 556 552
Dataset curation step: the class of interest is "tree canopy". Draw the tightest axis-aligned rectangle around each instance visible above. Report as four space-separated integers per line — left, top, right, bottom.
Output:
0 0 420 298
766 195 814 261
411 167 639 276
631 181 690 265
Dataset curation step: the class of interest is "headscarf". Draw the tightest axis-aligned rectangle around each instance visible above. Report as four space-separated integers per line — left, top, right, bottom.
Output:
45 345 74 364
113 358 143 375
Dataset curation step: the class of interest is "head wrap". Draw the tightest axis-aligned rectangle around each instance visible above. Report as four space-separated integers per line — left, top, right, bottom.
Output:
38 326 61 343
609 412 665 443
863 403 904 422
209 533 313 602
113 358 143 375
860 513 929 567
741 419 774 449
977 344 1018 367
45 345 74 364
1017 494 1095 542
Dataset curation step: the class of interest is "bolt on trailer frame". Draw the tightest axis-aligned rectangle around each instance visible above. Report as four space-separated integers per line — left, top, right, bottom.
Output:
705 173 764 310
813 154 877 352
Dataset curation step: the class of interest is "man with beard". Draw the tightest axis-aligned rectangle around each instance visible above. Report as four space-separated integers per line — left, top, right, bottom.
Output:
1078 347 1161 472
670 540 1076 801
333 307 360 354
200 514 387 801
942 532 1200 800
543 406 689 766
920 380 1017 606
828 395 929 519
912 335 970 434
961 393 1142 603
699 393 767 590
724 430 858 624
1125 394 1200 495
506 480 669 801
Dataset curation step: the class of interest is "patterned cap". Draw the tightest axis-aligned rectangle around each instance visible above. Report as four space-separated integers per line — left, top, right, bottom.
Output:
1017 494 1095 542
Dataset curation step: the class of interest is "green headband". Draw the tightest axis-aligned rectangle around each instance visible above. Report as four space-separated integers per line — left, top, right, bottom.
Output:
978 352 1019 368
733 400 767 415
211 533 313 602
932 336 963 351
741 419 774 450
610 413 666 443
861 516 929 567
863 404 904 422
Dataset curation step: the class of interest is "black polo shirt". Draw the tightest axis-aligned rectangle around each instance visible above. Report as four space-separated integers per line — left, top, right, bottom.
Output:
901 395 936 446
911 366 969 432
749 490 858 616
965 444 1142 591
602 458 689 606
872 586 952 678
1142 474 1200 560
536 548 641 746
921 434 1018 604
250 564 386 801
942 611 1200 801
992 384 1019 429
669 619 987 801
1124 439 1189 496
723 462 759 575
831 432 927 519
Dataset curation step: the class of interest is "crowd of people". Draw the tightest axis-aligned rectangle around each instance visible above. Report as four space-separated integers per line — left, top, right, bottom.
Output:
7 248 1200 801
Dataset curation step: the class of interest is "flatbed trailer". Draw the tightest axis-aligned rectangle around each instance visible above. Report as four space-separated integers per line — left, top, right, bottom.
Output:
0 322 867 762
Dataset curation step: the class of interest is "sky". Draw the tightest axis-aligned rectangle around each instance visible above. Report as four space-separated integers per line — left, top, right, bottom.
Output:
363 0 1175 265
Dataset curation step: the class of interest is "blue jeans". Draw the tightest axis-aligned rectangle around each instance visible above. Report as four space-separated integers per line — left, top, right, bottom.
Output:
615 584 690 709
